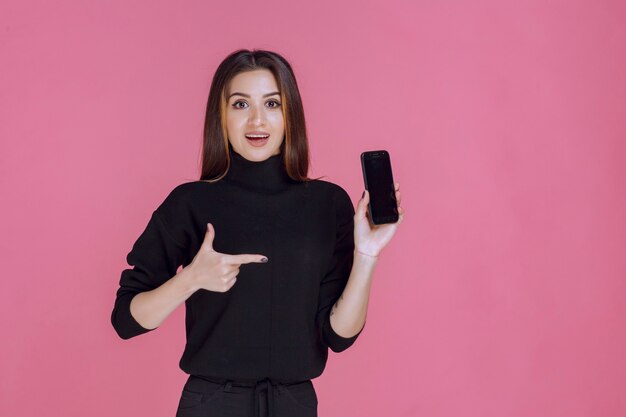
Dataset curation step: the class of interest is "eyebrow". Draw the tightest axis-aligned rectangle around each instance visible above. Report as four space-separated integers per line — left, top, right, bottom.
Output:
228 91 281 99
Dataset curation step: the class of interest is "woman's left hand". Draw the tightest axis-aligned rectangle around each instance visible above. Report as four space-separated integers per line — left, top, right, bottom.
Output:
354 182 404 257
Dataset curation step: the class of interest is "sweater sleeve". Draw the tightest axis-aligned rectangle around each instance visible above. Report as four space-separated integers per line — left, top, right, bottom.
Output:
111 187 189 340
316 185 366 353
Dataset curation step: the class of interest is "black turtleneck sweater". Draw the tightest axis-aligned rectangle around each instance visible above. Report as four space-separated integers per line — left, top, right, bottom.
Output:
111 148 365 383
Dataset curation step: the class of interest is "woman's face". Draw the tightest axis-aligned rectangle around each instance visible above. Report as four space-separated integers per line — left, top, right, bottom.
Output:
225 69 285 161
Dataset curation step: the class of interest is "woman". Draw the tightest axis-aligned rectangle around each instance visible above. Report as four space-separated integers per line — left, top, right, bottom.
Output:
111 49 404 417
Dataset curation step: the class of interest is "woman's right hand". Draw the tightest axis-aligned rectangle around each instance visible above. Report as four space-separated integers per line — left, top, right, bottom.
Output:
184 223 268 293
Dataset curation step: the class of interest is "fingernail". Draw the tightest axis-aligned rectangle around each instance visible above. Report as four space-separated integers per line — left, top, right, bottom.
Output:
261 257 268 263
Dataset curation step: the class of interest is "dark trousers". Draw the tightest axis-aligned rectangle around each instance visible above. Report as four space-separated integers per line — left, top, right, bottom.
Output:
175 375 318 417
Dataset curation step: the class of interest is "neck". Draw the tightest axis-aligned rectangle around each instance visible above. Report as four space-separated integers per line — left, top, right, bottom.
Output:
224 147 294 192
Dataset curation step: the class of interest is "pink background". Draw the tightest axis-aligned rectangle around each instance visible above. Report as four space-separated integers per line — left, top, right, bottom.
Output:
1 1 625 416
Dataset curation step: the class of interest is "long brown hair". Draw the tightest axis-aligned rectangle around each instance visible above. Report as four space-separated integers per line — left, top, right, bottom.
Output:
199 49 316 183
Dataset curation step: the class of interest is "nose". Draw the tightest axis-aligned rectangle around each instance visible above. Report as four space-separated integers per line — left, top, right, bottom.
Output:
248 105 266 126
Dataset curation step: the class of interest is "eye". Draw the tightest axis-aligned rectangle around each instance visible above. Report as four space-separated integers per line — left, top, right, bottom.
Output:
232 100 248 109
267 100 281 108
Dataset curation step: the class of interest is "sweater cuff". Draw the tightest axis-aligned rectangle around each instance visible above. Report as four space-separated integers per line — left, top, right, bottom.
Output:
322 312 365 353
111 293 155 340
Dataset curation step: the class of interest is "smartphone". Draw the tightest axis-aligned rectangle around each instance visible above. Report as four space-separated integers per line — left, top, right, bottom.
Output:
361 150 399 225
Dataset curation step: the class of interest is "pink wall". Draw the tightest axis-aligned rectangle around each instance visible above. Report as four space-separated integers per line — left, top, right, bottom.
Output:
1 0 625 416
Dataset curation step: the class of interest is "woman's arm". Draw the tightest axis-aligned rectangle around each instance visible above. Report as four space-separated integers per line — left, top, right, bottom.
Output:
328 183 404 339
129 268 197 330
328 251 378 338
128 222 269 330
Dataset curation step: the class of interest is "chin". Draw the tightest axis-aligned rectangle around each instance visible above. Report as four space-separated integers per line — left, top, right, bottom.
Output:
234 143 281 161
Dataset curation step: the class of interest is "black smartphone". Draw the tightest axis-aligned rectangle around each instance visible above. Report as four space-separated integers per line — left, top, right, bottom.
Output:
361 150 399 225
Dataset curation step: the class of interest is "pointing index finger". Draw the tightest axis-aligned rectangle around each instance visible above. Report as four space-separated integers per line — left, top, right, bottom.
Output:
224 253 268 265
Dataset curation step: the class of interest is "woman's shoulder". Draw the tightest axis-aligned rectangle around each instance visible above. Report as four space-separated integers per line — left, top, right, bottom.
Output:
155 180 220 213
306 179 354 210
166 179 223 197
307 178 347 192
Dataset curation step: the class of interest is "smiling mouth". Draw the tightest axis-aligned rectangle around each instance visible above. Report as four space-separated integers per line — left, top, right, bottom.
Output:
245 135 269 147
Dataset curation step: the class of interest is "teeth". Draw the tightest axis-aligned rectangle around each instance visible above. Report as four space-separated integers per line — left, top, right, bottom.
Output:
246 135 269 138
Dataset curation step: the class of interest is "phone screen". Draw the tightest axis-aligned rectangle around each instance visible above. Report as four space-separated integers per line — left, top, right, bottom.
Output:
361 150 398 225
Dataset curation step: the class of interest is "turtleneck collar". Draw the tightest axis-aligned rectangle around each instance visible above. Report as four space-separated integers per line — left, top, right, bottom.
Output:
224 147 295 192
